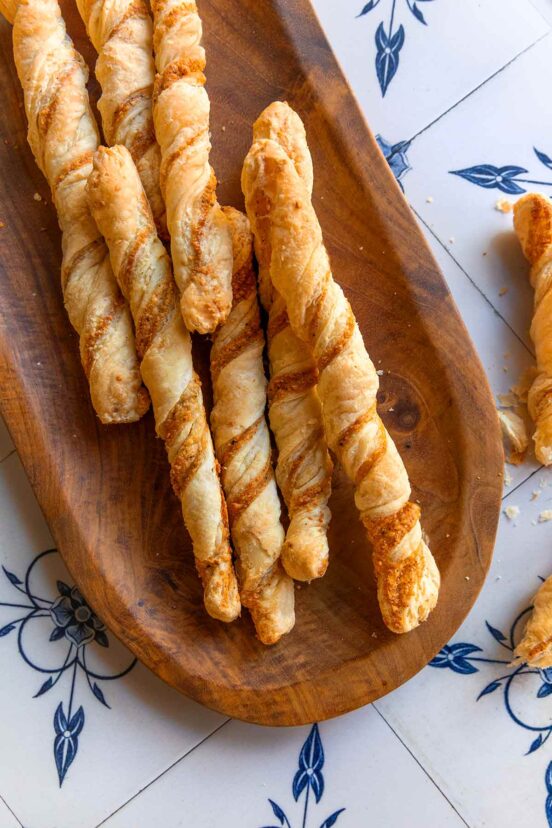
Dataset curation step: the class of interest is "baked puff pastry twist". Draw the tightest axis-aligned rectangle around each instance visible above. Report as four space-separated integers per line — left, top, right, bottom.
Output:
150 0 232 334
210 207 295 644
76 0 166 237
242 104 440 633
514 575 552 668
1 0 148 424
514 193 552 465
87 145 240 622
251 103 333 582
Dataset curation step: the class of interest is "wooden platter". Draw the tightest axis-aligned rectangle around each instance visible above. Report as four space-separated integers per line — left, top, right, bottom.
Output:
0 0 503 725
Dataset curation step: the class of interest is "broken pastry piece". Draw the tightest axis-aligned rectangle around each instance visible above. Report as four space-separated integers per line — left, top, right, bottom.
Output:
513 576 552 668
513 194 552 464
497 409 529 465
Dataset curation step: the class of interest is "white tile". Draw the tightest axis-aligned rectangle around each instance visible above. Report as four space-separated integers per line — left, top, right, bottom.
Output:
0 418 14 464
377 468 552 828
311 0 548 140
531 0 552 24
102 706 464 828
420 218 540 488
400 33 552 348
0 800 21 828
0 454 224 828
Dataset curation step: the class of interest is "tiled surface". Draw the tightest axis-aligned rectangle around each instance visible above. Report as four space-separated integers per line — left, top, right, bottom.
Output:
376 470 552 828
1 1 551 827
102 708 466 828
311 0 548 140
0 800 22 828
0 455 224 828
399 33 552 348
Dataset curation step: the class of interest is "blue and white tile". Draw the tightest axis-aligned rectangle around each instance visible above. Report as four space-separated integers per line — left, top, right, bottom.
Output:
0 418 13 463
376 469 552 828
0 453 225 828
102 705 464 828
311 0 548 140
392 33 552 348
420 217 539 487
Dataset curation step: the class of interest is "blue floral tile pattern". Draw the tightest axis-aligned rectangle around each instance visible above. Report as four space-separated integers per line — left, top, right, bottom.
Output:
0 549 136 786
357 0 436 96
259 724 346 828
450 147 552 194
376 135 412 189
429 580 552 825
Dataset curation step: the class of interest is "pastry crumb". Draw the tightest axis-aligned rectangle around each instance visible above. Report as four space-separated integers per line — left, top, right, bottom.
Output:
371 632 378 638
465 575 470 581
495 575 502 581
33 192 41 202
449 236 455 244
511 366 538 404
531 490 541 501
426 196 434 203
498 409 529 465
498 392 516 407
495 198 513 213
504 505 520 520
0 221 4 229
539 510 552 523
376 369 384 376
503 468 512 486
498 286 509 296
221 125 226 131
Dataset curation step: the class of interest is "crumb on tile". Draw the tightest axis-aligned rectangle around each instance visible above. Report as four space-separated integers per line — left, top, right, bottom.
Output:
495 198 513 213
539 510 552 523
531 490 541 501
504 505 520 520
498 286 509 296
426 196 434 203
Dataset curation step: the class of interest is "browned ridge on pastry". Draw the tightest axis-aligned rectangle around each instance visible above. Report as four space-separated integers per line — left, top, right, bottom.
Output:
514 193 552 466
87 144 240 622
250 103 333 583
210 207 295 644
76 0 167 238
0 0 148 424
242 102 440 633
150 0 232 334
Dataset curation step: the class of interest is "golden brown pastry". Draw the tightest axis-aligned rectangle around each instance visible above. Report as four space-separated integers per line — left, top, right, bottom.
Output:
513 576 552 668
76 0 166 237
513 193 552 465
210 207 294 643
1 0 148 424
87 145 240 622
242 104 440 633
150 0 232 334
251 103 333 582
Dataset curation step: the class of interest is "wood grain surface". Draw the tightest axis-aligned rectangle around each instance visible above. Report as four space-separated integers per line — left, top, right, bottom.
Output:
0 0 503 725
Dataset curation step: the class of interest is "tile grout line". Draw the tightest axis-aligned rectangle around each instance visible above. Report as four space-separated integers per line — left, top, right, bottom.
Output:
502 465 543 502
412 207 535 358
0 792 24 827
371 704 471 828
405 30 551 147
94 718 232 828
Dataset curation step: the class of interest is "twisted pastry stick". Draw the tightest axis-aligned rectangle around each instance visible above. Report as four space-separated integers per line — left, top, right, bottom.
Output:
210 207 294 643
513 575 552 668
87 145 240 622
76 0 166 237
513 193 552 465
1 0 148 423
151 0 232 334
242 108 440 633
251 103 333 582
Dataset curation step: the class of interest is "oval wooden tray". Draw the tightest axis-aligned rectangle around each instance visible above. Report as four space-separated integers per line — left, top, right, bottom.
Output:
0 0 503 726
